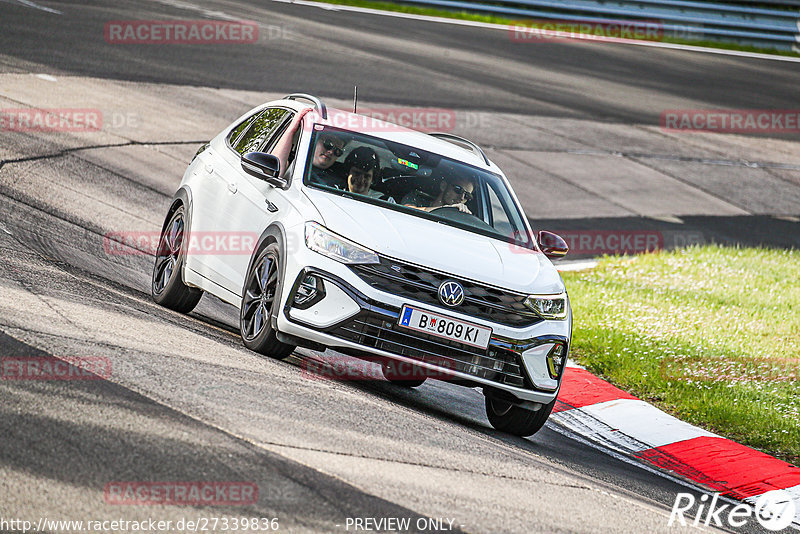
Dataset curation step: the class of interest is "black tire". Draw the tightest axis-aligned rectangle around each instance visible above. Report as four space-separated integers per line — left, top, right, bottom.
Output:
380 359 427 388
485 396 555 437
240 243 295 359
151 205 202 313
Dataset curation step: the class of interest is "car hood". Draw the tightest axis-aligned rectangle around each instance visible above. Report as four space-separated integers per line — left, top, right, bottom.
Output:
304 189 564 294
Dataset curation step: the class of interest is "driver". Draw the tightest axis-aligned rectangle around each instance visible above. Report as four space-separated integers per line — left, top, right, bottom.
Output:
271 108 346 187
309 133 347 188
403 172 475 214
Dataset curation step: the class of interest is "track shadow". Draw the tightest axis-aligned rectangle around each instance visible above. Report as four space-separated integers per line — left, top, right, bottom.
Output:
531 214 800 260
0 332 459 532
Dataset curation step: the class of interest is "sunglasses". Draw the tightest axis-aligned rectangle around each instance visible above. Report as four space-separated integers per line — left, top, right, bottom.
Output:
321 139 344 157
451 184 474 202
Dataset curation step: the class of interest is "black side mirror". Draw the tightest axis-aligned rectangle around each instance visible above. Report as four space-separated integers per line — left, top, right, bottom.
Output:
241 152 286 188
538 230 569 259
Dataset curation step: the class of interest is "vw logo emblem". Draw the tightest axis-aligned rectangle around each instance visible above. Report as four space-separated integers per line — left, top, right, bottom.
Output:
438 280 464 307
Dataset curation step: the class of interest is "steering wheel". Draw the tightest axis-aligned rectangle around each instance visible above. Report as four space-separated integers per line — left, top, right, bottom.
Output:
429 206 462 213
429 206 494 231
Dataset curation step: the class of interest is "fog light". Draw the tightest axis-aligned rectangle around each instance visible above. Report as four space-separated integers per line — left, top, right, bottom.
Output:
293 275 324 308
546 343 566 379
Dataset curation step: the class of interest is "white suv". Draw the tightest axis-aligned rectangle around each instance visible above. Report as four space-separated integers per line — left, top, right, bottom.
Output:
152 94 571 436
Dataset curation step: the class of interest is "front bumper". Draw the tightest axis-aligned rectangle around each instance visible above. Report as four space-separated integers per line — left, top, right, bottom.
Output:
275 242 570 405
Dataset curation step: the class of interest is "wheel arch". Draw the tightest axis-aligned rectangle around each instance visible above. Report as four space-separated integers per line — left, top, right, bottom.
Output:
162 187 193 232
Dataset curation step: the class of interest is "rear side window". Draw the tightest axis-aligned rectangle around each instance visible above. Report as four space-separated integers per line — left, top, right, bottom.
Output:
232 108 290 155
227 111 260 148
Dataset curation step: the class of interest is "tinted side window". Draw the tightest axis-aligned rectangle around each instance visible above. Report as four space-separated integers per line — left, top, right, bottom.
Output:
486 181 529 245
262 111 295 154
233 108 290 155
226 111 261 148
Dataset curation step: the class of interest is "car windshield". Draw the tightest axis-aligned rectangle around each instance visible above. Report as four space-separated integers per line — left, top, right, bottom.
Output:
302 126 534 249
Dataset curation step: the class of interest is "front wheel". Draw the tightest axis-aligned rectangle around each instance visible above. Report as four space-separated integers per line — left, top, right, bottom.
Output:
485 396 555 437
240 243 295 359
151 205 202 313
381 359 427 388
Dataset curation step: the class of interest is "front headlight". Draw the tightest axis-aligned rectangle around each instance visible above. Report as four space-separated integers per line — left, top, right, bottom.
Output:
304 222 379 265
524 292 568 320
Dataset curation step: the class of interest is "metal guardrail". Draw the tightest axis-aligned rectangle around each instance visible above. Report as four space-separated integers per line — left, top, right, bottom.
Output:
640 0 800 6
394 0 800 50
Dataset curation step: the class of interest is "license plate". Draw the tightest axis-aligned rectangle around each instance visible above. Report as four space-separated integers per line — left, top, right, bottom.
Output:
398 305 492 349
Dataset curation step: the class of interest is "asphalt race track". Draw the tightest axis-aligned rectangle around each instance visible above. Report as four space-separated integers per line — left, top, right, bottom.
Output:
1 0 798 532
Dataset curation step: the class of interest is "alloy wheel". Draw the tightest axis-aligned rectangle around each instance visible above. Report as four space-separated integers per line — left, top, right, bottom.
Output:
242 254 278 341
153 213 184 294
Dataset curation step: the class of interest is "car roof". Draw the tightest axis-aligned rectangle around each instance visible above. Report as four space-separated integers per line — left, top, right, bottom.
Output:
269 99 498 172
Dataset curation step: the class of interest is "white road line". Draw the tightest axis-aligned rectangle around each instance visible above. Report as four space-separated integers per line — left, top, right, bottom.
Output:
272 0 800 63
556 260 598 272
152 0 242 21
2 0 62 14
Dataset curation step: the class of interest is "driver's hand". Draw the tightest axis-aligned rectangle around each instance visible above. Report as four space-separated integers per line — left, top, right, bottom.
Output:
294 107 314 130
446 203 472 214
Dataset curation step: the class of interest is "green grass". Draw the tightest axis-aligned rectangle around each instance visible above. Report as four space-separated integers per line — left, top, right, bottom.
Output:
314 0 800 57
562 245 800 464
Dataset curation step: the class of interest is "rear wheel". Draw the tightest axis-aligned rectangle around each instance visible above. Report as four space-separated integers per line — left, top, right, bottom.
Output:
151 205 202 313
485 396 555 437
240 243 295 359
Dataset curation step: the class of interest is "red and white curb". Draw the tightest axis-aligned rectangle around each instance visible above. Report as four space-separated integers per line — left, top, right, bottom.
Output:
552 364 800 527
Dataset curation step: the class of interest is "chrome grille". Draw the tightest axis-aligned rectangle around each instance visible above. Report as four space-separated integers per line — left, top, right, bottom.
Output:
350 257 541 328
329 306 529 388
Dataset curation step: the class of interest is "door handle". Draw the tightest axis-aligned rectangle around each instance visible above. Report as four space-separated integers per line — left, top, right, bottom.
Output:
227 182 238 193
205 163 214 173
